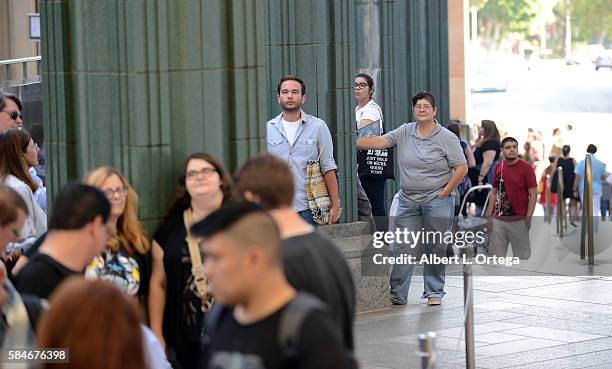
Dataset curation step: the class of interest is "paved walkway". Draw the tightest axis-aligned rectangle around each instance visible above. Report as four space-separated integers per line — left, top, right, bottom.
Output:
355 221 612 369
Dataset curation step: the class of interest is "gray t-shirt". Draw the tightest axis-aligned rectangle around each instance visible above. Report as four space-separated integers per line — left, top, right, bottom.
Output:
383 122 466 205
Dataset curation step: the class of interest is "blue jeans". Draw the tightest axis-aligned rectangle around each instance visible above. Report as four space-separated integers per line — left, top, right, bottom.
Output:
389 194 455 304
298 209 318 227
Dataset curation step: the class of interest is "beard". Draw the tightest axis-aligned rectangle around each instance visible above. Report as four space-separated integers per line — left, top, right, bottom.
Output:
280 101 302 113
505 154 518 162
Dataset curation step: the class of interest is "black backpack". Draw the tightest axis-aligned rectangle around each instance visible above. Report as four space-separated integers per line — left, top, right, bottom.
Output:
202 292 327 366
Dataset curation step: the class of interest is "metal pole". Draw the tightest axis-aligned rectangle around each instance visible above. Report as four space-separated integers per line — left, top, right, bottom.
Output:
464 258 475 369
580 154 594 262
580 164 587 259
545 174 551 223
417 332 436 369
560 167 567 230
565 7 572 60
557 167 565 237
585 155 594 265
557 167 565 238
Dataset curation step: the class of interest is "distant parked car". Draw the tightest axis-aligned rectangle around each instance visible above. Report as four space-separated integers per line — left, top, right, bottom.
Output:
595 51 612 71
471 60 508 92
566 44 606 65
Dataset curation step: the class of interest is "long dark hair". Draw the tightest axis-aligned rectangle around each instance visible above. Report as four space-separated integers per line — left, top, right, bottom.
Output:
169 153 234 213
0 129 38 192
477 120 501 147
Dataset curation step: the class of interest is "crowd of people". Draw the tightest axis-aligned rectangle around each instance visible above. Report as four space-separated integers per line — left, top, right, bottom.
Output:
0 73 606 369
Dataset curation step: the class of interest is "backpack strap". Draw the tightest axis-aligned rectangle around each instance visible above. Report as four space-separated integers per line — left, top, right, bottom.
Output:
278 292 327 364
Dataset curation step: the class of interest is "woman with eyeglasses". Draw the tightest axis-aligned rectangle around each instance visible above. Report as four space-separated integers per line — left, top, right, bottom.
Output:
354 73 389 226
152 153 234 369
357 91 467 307
81 166 162 318
0 129 46 248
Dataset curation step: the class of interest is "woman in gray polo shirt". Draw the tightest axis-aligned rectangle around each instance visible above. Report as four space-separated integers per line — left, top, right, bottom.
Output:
356 91 467 306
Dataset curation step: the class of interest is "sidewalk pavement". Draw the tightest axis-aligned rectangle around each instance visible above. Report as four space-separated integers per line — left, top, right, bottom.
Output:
354 217 612 369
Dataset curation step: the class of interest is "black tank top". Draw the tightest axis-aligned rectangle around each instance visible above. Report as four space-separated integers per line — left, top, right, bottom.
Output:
557 157 575 184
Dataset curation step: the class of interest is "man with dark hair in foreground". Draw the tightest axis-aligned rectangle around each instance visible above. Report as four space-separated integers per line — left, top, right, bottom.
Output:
14 183 111 299
235 153 356 351
193 202 356 369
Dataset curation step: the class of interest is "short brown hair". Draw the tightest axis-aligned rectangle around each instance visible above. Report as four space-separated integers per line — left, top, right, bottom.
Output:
412 91 436 109
277 75 306 95
235 154 294 209
37 277 145 369
0 184 28 226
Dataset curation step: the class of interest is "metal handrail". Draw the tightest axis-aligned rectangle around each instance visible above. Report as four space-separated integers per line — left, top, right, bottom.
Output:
580 154 594 265
0 56 42 66
0 56 41 82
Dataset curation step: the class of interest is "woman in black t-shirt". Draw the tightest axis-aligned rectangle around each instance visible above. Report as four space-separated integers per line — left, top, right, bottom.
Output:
152 153 234 369
468 120 501 214
82 167 157 319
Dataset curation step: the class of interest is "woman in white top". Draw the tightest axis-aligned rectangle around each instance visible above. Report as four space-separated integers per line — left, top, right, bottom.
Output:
355 72 388 217
0 129 47 243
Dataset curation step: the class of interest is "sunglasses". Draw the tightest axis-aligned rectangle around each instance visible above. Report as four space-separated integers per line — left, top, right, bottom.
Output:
2 111 23 120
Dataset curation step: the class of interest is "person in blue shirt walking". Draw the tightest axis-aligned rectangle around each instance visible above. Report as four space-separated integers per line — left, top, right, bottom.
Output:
573 144 607 216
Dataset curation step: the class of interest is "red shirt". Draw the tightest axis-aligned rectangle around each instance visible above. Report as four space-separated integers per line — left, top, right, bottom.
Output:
492 159 537 217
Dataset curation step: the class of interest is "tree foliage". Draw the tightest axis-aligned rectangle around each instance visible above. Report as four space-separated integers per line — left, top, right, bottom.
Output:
478 0 539 35
470 0 490 10
566 0 612 44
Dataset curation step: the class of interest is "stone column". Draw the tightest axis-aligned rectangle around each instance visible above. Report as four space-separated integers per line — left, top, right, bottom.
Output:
41 0 266 230
448 0 469 123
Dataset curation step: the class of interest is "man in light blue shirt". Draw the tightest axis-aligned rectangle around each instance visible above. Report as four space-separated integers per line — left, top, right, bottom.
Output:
574 144 607 216
266 76 340 226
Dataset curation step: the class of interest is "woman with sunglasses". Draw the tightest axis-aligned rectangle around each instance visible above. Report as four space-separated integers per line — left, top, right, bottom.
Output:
82 166 162 320
151 153 234 369
0 129 46 247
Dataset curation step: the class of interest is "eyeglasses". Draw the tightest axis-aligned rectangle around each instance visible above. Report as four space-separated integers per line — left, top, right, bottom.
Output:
103 187 128 198
186 167 217 179
413 104 433 111
354 83 368 89
1 111 22 120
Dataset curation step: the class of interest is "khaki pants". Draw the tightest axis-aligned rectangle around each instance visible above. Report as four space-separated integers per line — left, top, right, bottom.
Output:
489 218 531 259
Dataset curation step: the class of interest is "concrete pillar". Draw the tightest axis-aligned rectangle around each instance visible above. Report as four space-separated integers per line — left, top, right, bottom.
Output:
355 0 382 98
448 0 469 123
41 0 267 229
